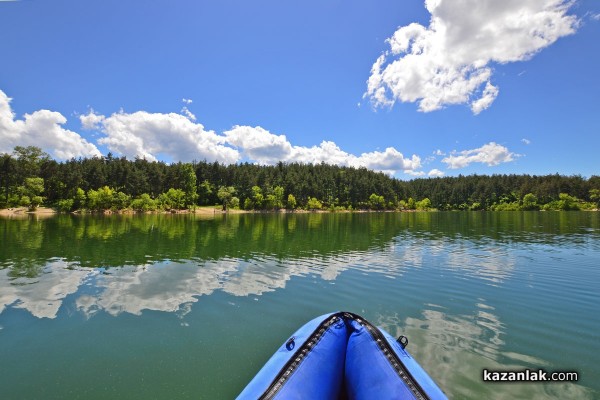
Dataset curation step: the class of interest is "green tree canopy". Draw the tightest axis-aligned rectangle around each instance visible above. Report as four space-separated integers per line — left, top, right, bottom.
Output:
307 197 322 210
19 177 45 210
217 186 236 210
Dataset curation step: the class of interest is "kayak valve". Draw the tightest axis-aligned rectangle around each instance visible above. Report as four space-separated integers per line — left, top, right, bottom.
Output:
397 335 408 349
286 337 296 351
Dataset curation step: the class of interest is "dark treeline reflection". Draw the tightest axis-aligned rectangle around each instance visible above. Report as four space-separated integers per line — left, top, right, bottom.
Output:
2 211 599 278
397 210 600 244
1 213 406 275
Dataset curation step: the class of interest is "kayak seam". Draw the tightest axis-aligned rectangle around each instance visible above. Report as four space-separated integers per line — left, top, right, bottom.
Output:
258 313 341 400
343 312 430 400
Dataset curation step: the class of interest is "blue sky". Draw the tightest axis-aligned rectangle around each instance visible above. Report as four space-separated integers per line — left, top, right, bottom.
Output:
1 0 599 179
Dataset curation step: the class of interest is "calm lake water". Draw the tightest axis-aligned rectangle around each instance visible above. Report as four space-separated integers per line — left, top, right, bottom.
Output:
1 212 599 399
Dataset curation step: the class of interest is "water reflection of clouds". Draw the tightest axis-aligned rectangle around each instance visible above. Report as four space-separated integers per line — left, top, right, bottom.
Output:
375 306 593 399
77 255 365 317
2 238 519 320
408 237 516 285
447 245 516 285
389 236 516 285
0 246 399 319
77 261 226 317
0 259 89 319
2 254 595 397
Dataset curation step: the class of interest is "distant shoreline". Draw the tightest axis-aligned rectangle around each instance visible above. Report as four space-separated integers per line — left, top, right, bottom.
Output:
1 206 597 217
0 206 377 217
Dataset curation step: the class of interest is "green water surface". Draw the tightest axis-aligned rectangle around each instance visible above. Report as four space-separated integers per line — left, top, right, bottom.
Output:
1 212 599 399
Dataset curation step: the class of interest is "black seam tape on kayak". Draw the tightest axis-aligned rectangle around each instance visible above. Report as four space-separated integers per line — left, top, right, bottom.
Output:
259 313 341 400
342 312 430 400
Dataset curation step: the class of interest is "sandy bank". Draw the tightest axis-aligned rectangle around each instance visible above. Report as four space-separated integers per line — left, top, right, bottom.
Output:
193 206 248 215
0 207 57 218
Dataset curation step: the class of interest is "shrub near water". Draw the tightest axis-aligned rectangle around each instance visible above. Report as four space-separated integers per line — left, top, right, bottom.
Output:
131 194 158 212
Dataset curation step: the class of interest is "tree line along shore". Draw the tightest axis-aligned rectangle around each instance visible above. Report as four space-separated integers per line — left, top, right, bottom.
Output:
1 146 599 214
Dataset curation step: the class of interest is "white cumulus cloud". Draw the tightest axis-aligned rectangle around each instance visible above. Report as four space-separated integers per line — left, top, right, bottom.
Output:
224 125 293 164
442 142 516 169
428 168 445 177
225 125 422 175
365 0 579 113
90 110 239 163
80 109 106 130
0 90 101 159
470 82 499 115
180 106 196 121
359 147 422 175
291 140 356 166
2 91 427 175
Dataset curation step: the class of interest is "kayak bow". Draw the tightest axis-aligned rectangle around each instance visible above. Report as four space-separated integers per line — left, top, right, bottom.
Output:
238 312 447 399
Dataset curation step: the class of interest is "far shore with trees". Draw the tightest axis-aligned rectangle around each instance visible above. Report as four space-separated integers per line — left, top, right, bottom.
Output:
1 146 599 215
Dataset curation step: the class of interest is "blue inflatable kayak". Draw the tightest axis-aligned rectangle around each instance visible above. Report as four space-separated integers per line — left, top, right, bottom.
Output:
238 311 447 399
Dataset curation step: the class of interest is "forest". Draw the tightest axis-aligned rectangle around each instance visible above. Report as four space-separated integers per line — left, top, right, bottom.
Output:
1 146 599 212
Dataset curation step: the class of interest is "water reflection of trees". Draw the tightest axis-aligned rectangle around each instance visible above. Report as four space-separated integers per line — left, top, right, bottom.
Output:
398 211 600 245
1 213 407 273
2 212 598 277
